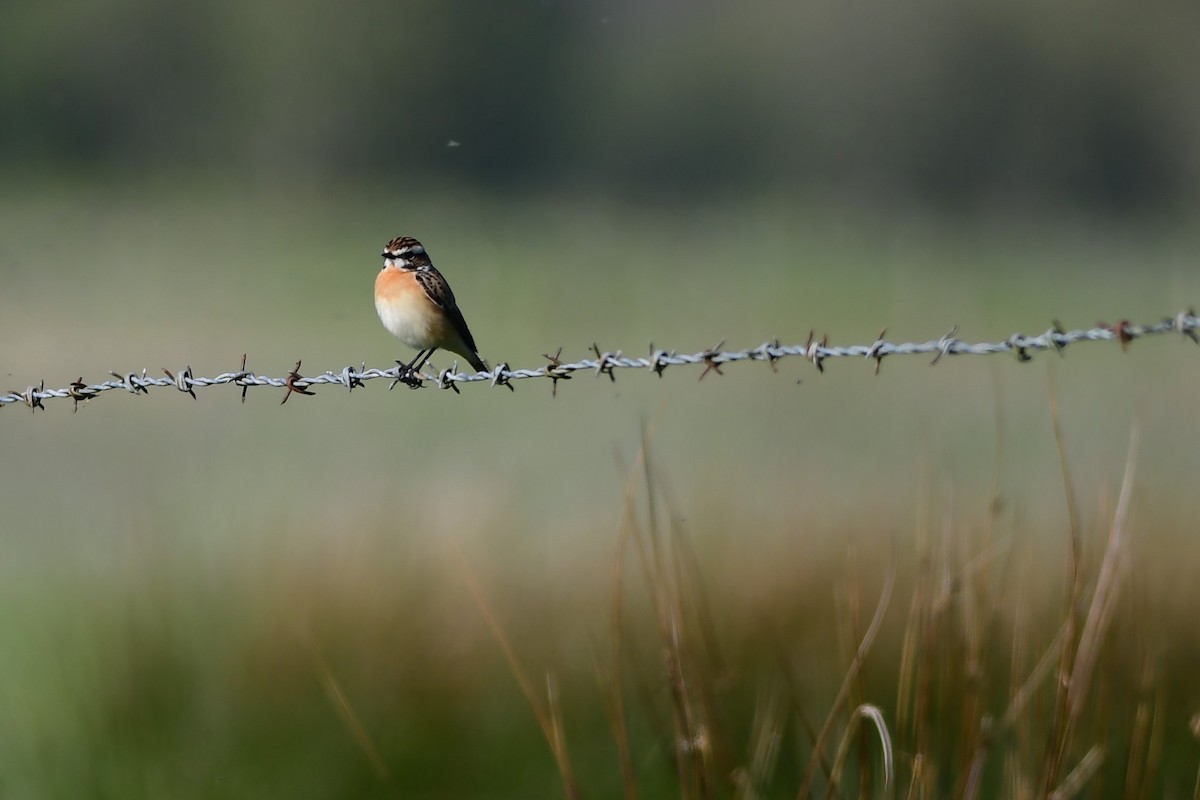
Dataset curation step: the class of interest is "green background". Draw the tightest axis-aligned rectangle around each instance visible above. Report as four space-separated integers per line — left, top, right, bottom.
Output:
2 2 1199 797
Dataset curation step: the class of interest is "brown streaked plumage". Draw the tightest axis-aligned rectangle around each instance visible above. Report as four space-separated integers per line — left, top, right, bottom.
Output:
375 236 488 380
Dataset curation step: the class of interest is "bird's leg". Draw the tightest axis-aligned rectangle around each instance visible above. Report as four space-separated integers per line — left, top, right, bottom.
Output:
411 349 436 374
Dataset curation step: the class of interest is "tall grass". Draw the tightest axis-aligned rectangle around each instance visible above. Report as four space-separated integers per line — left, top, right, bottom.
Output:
453 412 1192 799
2 388 1196 798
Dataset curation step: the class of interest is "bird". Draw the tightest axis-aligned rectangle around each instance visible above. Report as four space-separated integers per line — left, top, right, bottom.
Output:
374 235 489 385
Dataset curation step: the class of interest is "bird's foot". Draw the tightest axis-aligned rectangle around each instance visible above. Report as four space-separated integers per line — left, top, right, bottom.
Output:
393 361 425 389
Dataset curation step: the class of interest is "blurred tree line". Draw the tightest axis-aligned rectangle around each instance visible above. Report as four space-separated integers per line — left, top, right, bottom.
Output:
2 0 1196 216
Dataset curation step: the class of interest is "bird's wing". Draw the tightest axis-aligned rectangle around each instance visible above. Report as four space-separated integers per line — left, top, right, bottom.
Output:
414 268 481 356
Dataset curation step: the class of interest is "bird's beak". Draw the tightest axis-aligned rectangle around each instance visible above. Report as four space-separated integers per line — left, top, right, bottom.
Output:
380 252 390 259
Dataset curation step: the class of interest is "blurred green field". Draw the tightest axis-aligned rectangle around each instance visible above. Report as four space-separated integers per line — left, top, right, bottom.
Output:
2 180 1199 798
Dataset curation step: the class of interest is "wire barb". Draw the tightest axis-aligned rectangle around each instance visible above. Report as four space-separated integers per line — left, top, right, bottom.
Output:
435 366 461 393
805 331 828 374
591 344 619 383
490 362 515 392
337 364 365 393
751 338 782 373
110 370 150 395
1175 309 1199 344
18 380 46 413
280 360 316 405
234 354 254 403
648 343 673 378
698 339 726 381
1048 320 1067 356
866 328 888 375
163 365 197 400
68 377 98 413
1 310 1195 411
1101 319 1134 351
542 347 573 397
931 326 961 365
1006 333 1032 363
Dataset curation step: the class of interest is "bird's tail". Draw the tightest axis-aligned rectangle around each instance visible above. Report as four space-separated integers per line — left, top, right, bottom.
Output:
466 351 489 373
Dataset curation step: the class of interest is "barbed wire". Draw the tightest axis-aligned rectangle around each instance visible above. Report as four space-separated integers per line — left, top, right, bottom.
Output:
3 310 1196 412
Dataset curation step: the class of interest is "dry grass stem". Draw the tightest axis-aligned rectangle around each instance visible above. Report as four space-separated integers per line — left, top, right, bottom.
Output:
1043 366 1086 793
1048 745 1106 800
828 704 895 794
797 559 896 800
311 649 392 782
451 538 583 800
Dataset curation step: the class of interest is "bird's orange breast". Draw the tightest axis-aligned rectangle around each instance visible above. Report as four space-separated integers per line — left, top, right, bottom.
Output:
374 267 423 303
374 267 451 349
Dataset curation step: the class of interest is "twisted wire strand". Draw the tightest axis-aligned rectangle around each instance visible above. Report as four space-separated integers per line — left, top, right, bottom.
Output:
3 311 1196 412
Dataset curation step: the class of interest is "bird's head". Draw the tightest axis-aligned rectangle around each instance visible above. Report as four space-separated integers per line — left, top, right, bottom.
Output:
381 236 431 270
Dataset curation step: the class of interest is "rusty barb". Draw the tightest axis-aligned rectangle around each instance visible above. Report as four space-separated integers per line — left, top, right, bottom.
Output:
2 310 1196 412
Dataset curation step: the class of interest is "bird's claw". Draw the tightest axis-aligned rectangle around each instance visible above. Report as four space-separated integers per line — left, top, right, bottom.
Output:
391 360 425 389
399 367 423 388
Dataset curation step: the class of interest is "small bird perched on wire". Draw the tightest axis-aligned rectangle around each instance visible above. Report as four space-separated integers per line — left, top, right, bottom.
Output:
374 235 489 386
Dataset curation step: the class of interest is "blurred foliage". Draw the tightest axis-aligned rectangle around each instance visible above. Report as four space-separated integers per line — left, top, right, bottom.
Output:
2 0 1198 216
1 181 1198 796
3 3 1200 796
